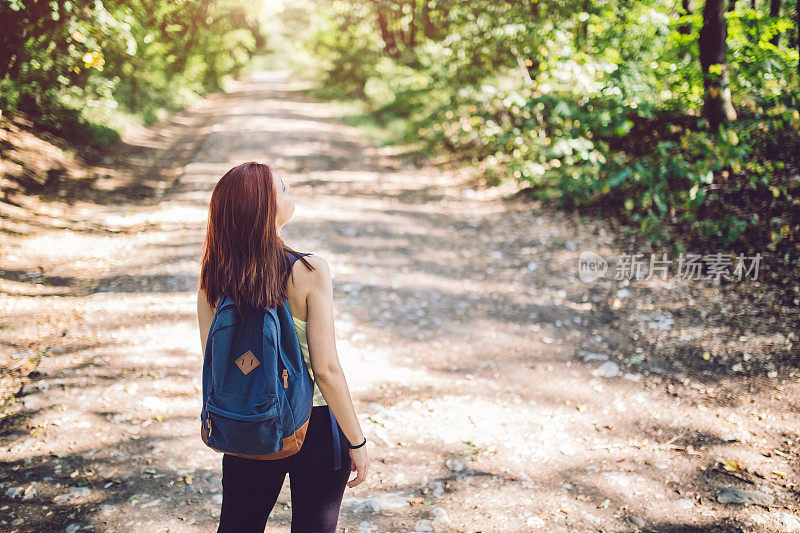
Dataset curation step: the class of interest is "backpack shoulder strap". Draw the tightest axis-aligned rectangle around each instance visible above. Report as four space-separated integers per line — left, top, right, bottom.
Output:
287 250 312 268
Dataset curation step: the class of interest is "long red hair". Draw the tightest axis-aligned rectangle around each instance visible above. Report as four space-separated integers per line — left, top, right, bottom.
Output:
199 161 313 319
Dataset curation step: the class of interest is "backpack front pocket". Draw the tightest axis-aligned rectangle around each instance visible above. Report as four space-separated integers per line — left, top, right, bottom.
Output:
204 388 282 455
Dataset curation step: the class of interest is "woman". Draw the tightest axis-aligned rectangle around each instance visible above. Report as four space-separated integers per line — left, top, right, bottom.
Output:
196 161 369 532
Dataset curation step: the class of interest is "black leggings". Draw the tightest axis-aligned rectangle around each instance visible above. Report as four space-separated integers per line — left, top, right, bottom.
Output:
216 405 352 533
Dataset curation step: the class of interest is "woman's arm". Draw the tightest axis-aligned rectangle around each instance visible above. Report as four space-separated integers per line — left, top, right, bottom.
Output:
304 256 365 447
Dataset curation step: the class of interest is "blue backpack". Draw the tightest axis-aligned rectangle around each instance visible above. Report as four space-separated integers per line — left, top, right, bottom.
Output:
200 251 344 470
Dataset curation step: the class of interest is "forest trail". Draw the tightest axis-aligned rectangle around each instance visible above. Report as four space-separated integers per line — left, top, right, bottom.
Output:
1 70 798 533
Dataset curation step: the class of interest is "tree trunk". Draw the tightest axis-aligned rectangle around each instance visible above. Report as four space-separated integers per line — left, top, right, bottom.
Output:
769 0 781 17
679 0 692 34
699 0 737 128
375 3 401 58
728 0 737 12
421 0 436 39
404 0 417 48
578 0 590 48
769 0 781 45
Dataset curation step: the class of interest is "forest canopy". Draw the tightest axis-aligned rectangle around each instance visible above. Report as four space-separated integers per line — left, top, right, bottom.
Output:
1 0 798 265
0 0 267 144
294 0 798 259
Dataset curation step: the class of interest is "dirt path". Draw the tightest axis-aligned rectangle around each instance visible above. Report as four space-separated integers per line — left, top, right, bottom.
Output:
1 69 798 533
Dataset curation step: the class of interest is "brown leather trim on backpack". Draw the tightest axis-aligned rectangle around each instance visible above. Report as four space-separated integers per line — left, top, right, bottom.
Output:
200 415 310 460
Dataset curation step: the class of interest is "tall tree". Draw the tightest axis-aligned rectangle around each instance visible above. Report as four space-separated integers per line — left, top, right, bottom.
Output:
376 1 401 58
699 0 737 128
796 0 800 73
769 0 781 45
679 0 693 34
421 0 436 38
403 0 417 47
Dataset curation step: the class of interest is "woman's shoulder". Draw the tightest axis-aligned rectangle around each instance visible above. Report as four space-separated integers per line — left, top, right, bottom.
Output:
290 252 332 288
291 251 327 270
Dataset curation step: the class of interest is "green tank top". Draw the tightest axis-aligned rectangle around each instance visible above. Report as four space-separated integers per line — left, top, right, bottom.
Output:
292 315 327 407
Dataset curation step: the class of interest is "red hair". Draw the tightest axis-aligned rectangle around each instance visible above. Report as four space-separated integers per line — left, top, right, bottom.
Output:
199 161 313 319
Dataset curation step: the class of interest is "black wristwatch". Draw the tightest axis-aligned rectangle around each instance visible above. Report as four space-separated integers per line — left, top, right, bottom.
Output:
348 437 367 449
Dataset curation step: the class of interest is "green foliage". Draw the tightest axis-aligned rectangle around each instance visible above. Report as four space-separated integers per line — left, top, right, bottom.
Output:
0 0 267 144
299 0 799 253
726 8 798 105
306 2 383 99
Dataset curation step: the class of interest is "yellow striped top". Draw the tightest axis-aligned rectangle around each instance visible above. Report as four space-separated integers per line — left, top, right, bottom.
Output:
292 315 327 407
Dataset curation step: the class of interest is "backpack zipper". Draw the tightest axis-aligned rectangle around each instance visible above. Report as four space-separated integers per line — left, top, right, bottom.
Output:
282 369 288 388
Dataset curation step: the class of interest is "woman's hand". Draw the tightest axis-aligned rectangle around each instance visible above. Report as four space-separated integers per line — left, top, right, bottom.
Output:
347 445 369 488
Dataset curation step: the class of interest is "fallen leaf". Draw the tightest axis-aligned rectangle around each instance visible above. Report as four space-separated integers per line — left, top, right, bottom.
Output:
721 459 743 473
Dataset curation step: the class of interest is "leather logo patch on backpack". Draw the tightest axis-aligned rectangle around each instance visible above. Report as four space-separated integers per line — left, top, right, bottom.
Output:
234 350 260 375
